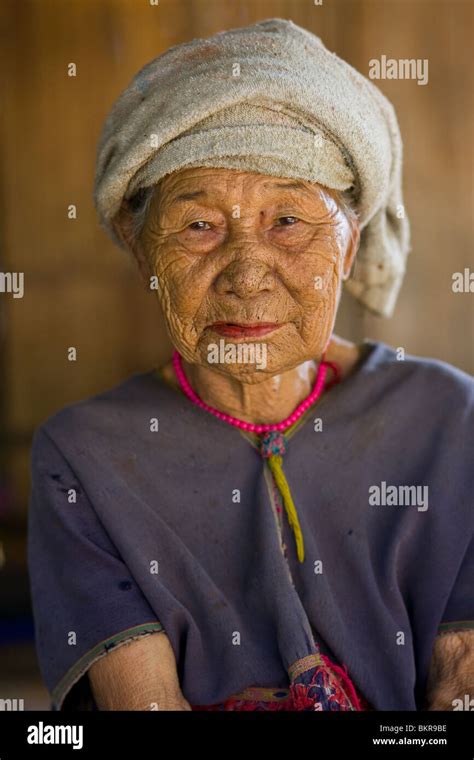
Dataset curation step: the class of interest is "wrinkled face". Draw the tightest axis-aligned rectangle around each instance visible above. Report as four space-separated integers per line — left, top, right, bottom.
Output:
138 167 358 381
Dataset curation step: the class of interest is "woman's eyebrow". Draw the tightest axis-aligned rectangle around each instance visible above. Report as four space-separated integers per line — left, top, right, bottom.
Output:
168 190 207 205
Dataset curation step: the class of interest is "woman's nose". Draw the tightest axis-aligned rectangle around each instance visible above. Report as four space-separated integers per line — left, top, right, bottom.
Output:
213 258 276 298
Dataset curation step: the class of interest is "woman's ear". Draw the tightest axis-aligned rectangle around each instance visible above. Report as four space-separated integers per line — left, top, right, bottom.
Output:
342 215 360 280
111 201 154 284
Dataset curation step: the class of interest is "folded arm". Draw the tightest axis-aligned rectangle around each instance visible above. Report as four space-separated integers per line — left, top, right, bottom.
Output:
425 630 474 710
88 631 191 711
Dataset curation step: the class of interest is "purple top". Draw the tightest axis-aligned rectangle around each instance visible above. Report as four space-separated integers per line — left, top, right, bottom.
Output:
27 340 474 710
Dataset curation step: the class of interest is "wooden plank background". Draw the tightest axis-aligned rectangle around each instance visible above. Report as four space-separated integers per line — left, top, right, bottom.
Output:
1 0 473 533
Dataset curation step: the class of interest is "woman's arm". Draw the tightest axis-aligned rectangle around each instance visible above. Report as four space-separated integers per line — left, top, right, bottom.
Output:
88 632 192 711
425 630 474 710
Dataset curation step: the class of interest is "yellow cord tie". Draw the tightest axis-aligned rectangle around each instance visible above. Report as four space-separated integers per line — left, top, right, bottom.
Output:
267 454 305 563
259 429 305 563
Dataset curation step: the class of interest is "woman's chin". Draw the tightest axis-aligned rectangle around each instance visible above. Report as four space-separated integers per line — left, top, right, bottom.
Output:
191 344 308 382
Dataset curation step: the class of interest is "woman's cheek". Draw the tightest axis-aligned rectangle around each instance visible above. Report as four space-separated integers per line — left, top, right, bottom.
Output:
311 263 338 299
156 262 212 341
284 247 338 307
309 237 345 295
152 246 189 292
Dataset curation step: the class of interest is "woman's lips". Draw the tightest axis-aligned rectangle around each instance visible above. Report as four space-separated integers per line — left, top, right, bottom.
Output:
208 322 284 338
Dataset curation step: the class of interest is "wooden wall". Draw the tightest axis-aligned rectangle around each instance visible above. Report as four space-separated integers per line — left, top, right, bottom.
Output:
1 0 473 534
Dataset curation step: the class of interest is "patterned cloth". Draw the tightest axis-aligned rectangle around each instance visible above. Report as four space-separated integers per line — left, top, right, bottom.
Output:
192 665 373 711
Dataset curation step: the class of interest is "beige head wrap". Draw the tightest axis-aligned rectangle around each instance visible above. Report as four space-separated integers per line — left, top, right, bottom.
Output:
93 17 411 317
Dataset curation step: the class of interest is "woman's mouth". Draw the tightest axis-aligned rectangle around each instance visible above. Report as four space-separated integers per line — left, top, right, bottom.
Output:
208 322 284 338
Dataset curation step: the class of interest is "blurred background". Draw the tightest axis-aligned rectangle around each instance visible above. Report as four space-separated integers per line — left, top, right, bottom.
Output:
1 0 473 709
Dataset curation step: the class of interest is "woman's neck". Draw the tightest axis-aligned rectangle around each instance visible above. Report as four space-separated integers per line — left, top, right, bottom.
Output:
159 335 363 425
183 357 318 425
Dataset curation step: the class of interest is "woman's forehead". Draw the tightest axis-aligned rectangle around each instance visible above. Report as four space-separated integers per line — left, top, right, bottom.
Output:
157 168 333 206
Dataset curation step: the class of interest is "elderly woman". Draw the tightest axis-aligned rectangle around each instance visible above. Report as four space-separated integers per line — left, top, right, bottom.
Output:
28 19 473 712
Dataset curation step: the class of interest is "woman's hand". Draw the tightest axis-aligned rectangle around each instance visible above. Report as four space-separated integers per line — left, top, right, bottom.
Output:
425 630 474 710
88 631 192 710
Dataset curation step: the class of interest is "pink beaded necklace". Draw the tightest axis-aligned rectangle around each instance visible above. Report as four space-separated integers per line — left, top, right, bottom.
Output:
171 349 337 434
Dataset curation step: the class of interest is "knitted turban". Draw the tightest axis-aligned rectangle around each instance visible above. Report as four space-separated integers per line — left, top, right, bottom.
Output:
93 17 411 317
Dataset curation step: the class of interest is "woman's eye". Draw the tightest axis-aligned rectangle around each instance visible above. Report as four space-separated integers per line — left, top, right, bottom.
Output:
275 216 300 226
188 220 212 231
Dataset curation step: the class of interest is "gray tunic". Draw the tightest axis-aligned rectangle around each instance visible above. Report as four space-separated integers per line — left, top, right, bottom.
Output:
27 340 474 710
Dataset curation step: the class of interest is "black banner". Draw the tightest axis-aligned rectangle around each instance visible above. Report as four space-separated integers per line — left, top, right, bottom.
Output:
0 710 473 758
